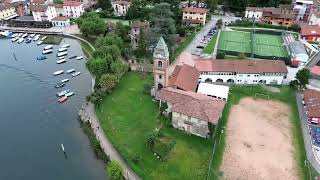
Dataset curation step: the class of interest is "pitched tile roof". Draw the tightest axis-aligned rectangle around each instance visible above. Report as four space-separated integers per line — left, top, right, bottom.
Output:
63 1 81 6
31 0 46 4
52 16 69 21
301 25 320 36
183 7 208 13
159 87 225 124
167 64 200 92
304 89 320 118
195 59 288 74
30 4 48 11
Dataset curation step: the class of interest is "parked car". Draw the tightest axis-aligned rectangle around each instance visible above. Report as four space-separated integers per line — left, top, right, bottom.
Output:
196 45 204 49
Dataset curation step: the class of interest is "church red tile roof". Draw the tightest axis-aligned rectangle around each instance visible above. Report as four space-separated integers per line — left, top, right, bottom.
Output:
159 87 225 124
167 64 200 92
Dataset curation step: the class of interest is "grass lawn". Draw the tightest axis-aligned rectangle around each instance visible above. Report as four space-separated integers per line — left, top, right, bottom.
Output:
95 72 216 179
202 31 218 54
104 18 130 26
210 85 314 180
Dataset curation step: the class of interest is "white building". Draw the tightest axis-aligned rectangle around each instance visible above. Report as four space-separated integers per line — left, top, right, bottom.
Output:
309 10 320 25
0 4 18 20
245 7 264 20
30 4 56 21
55 4 64 16
63 1 84 18
52 16 70 27
197 83 229 100
293 0 313 21
112 0 130 16
289 41 309 63
182 7 208 26
195 59 288 85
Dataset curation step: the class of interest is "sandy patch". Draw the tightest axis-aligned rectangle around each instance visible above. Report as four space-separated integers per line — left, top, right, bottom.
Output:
221 97 298 180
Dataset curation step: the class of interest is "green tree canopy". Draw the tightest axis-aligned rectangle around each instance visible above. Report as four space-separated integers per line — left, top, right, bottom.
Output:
99 74 119 93
76 12 106 37
97 0 113 12
295 68 311 88
95 33 124 52
106 161 124 180
136 28 147 58
86 57 108 79
93 45 121 62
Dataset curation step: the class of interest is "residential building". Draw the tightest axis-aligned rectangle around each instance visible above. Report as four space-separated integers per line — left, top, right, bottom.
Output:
0 3 17 20
182 7 208 26
288 41 309 63
261 5 295 26
195 59 288 85
245 7 264 20
159 87 225 138
30 4 56 21
301 25 320 42
293 0 314 21
111 0 130 16
130 20 149 50
303 89 320 124
55 4 64 16
63 1 84 18
30 0 48 5
10 0 27 16
51 16 70 27
309 10 320 25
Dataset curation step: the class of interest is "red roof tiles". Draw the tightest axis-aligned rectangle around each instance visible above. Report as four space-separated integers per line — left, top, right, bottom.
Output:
301 25 320 36
63 1 81 6
183 7 208 13
167 64 200 92
304 89 320 118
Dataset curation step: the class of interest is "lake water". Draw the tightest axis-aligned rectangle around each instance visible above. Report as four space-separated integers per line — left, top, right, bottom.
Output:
0 37 106 180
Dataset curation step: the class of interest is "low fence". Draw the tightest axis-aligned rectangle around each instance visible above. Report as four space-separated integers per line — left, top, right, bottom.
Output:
129 63 153 72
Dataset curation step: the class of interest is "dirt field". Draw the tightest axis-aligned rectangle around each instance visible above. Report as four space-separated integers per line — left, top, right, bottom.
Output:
221 97 298 180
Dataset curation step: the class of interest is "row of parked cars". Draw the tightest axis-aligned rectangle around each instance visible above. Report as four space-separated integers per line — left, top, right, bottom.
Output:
192 26 217 56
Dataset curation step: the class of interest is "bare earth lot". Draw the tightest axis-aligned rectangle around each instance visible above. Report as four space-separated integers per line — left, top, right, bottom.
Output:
221 98 298 180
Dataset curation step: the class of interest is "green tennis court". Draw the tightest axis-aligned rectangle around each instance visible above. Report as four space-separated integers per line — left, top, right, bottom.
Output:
218 31 288 58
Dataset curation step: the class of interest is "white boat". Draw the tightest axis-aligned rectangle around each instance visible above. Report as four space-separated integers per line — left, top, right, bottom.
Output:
57 47 68 52
61 44 70 48
53 70 64 76
59 56 66 60
61 79 69 83
44 45 53 50
22 33 28 38
66 69 75 74
76 56 83 60
56 59 66 64
17 33 22 37
30 34 35 38
12 33 18 38
33 35 40 41
72 72 81 77
57 89 70 97
37 41 43 45
42 49 53 54
17 38 24 44
64 92 74 97
41 36 47 41
57 52 67 57
11 37 18 42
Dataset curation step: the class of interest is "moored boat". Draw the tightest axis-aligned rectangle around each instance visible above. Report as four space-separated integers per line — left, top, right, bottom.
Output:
76 56 83 60
61 44 70 48
44 45 53 50
33 35 40 41
53 70 64 76
17 38 24 44
72 72 81 77
11 37 18 42
59 56 65 59
30 34 35 38
61 79 69 83
69 55 77 59
64 92 74 97
58 96 68 103
56 59 66 64
37 56 47 60
55 82 65 88
57 51 67 57
66 69 75 74
42 49 52 54
37 41 43 45
57 47 68 52
25 38 32 43
57 89 70 97
22 33 28 38
41 36 47 41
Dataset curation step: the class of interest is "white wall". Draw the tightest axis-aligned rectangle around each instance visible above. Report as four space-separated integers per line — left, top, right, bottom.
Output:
182 11 207 25
245 10 263 20
64 5 84 18
309 13 320 25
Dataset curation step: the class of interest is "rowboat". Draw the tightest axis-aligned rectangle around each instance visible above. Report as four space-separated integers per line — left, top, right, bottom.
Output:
61 79 69 83
69 55 77 59
57 89 70 97
64 92 74 97
61 44 70 48
11 37 18 42
57 52 67 57
59 56 65 59
37 56 47 60
33 35 40 41
72 72 81 77
56 59 66 64
17 38 24 44
41 36 47 41
58 96 68 103
25 38 32 43
44 45 53 50
66 69 75 74
37 41 43 45
53 70 64 76
42 49 52 54
57 47 68 52
55 82 65 88
76 56 83 60
22 33 28 38
30 34 35 38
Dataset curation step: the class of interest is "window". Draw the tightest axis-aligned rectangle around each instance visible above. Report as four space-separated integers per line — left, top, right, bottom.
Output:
247 75 250 77
158 61 162 68
159 75 162 79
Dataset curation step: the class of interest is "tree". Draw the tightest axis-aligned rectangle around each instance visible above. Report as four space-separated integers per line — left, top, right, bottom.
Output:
149 3 176 49
290 23 300 32
115 22 130 42
136 29 147 58
295 68 311 88
99 74 118 93
76 12 106 37
86 58 108 79
110 62 129 78
107 161 124 180
53 0 63 4
206 0 218 12
216 19 223 29
216 51 225 59
97 0 113 12
94 45 121 61
95 33 124 52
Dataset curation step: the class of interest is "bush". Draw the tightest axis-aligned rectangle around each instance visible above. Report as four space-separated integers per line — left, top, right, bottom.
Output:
107 160 124 180
216 51 225 59
132 153 142 164
238 53 246 59
146 131 158 150
142 83 152 95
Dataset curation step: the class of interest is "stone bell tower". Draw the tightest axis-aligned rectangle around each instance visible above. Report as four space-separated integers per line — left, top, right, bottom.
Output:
153 36 169 92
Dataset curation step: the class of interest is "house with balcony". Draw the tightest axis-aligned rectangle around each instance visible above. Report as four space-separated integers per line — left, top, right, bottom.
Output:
30 4 56 21
182 7 208 26
0 3 18 20
261 5 295 26
63 1 84 18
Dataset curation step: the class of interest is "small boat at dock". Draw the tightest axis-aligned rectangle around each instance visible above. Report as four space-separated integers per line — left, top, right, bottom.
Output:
44 45 53 50
57 47 68 52
30 34 35 38
69 55 77 59
58 96 68 103
61 44 70 48
76 56 83 60
72 72 81 77
22 33 28 38
57 52 67 57
41 36 47 41
61 79 69 83
53 70 64 76
11 37 18 42
25 38 32 43
33 35 40 41
37 56 47 60
59 56 65 60
66 69 75 74
37 41 43 45
17 38 24 44
64 92 74 97
42 49 52 54
55 82 65 88
57 89 70 97
56 59 66 64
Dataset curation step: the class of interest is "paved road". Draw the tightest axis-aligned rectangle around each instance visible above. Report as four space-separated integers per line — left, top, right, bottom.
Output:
296 93 320 173
85 103 140 180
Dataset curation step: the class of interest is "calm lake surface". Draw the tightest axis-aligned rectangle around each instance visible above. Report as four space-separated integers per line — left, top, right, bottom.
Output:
0 37 106 180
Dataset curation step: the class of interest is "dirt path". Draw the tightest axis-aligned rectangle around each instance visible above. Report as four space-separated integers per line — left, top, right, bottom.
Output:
221 98 298 180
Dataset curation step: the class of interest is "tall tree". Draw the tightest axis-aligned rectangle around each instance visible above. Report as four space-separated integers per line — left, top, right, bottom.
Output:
76 12 106 37
149 3 176 49
99 74 119 93
86 57 108 79
295 68 311 88
97 0 113 12
106 161 124 180
136 29 147 58
206 0 218 12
